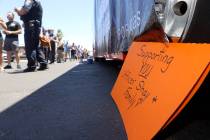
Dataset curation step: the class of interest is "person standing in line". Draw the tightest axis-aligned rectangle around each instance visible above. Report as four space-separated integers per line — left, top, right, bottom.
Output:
3 12 22 69
66 41 71 61
15 0 48 72
56 37 64 63
64 40 71 62
0 17 7 72
39 27 51 63
48 29 57 64
71 42 76 60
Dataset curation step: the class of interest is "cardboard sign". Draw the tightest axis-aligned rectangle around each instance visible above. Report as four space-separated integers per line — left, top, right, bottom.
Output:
111 42 210 140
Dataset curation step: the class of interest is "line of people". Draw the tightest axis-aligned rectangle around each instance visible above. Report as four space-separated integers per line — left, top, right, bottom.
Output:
0 0 90 72
39 28 89 64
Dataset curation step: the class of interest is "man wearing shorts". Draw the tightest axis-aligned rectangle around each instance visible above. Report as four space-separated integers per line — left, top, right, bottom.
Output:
3 12 22 69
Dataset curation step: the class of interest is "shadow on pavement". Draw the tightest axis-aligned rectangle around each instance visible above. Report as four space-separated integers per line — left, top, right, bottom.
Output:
0 62 127 140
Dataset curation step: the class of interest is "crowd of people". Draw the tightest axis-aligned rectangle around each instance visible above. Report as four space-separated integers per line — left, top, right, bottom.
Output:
0 0 89 72
39 28 89 64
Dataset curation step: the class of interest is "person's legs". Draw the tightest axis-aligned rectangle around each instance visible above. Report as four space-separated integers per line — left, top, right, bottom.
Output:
4 39 15 69
73 51 77 60
47 47 51 63
62 51 64 62
50 45 55 63
24 25 37 70
64 52 67 62
67 51 70 61
57 50 60 63
42 47 47 60
69 50 71 61
46 48 48 61
45 47 48 62
52 46 55 62
70 50 73 60
0 41 3 71
43 47 50 63
57 50 63 63
34 28 47 69
4 51 12 69
36 46 48 69
24 22 47 72
15 49 21 69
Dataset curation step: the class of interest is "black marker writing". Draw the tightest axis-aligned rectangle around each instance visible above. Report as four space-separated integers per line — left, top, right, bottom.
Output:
139 61 153 79
137 44 174 73
122 71 136 85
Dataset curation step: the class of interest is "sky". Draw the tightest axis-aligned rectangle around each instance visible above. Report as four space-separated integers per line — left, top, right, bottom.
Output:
0 0 94 50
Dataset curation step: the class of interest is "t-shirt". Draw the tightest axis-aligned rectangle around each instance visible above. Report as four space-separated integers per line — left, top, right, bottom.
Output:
57 40 64 51
6 21 21 39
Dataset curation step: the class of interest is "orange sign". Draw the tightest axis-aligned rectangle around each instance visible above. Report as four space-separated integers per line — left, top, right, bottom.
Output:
111 42 210 140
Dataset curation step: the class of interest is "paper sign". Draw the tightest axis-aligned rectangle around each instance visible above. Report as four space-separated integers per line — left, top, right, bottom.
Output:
163 64 210 129
111 42 210 140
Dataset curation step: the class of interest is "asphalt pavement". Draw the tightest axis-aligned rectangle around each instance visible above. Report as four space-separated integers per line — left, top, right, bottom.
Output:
0 59 209 140
0 60 127 140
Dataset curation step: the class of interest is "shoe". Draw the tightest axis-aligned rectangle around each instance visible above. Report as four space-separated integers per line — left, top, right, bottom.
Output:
4 65 12 69
49 61 54 64
17 64 21 69
37 65 48 71
23 67 36 72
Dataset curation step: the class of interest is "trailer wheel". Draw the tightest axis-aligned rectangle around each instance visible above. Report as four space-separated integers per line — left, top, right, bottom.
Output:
155 0 210 43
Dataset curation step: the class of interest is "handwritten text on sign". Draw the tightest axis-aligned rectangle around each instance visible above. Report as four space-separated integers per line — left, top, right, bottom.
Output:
111 42 210 140
122 44 174 109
